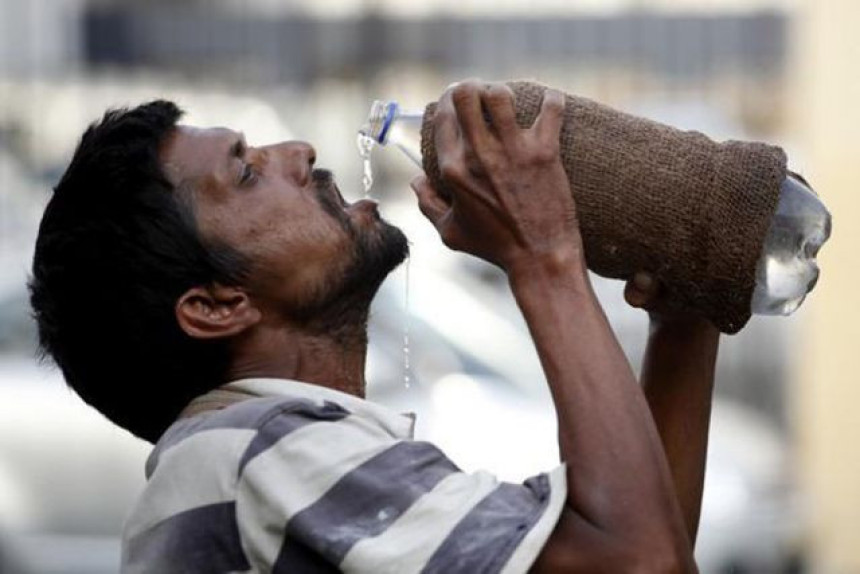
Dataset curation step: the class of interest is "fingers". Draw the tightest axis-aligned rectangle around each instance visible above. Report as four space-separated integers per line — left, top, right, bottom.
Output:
434 81 492 192
624 272 659 309
533 89 566 146
438 82 565 151
410 174 451 227
450 80 492 149
481 84 517 140
434 88 460 164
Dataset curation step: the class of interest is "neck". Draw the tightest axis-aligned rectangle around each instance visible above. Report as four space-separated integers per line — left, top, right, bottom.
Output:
226 320 369 398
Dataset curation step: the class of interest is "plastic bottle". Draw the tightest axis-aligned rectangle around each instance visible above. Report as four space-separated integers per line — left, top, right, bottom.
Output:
359 99 832 317
751 173 831 315
360 101 424 168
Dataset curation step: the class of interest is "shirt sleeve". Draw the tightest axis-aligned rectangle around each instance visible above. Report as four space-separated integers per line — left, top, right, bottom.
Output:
234 403 567 574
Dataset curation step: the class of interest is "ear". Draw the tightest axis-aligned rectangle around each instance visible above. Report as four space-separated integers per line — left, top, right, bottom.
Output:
175 284 262 340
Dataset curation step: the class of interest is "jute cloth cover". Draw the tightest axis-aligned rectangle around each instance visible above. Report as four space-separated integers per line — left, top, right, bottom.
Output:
420 81 787 333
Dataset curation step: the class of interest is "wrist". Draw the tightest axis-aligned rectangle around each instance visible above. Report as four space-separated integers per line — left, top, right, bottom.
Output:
507 244 590 296
648 314 719 340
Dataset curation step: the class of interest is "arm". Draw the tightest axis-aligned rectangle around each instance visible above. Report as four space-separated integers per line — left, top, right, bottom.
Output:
412 82 695 573
626 275 720 544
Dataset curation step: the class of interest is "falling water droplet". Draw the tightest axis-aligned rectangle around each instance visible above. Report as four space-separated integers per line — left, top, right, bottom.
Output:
403 255 411 389
356 133 376 199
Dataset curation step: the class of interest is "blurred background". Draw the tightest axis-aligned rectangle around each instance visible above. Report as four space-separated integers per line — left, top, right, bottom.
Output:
0 0 857 572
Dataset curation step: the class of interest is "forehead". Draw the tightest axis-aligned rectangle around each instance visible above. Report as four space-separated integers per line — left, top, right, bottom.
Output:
160 125 238 186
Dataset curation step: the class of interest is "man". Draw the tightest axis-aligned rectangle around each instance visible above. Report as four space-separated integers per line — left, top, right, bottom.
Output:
30 81 719 573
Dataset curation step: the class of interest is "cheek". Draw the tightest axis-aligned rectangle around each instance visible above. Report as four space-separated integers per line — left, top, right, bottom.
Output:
198 193 356 304
247 212 355 301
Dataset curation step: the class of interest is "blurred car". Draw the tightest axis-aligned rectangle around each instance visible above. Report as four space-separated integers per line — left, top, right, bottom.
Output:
696 401 806 573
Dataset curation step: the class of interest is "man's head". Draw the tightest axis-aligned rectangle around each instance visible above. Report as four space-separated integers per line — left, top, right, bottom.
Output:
29 101 408 442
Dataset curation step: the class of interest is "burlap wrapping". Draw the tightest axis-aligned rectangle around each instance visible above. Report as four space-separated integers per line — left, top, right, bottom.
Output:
420 81 787 334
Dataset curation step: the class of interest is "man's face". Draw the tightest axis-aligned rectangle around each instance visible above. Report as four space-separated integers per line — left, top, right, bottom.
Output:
160 126 408 329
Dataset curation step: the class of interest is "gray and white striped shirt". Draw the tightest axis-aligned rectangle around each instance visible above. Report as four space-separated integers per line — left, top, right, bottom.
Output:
121 378 567 573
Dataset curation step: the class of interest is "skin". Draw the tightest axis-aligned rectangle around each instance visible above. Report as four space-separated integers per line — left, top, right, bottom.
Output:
625 274 720 545
161 81 719 572
160 126 399 397
411 82 719 572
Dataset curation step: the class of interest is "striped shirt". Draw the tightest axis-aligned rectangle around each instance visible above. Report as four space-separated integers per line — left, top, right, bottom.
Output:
121 378 567 573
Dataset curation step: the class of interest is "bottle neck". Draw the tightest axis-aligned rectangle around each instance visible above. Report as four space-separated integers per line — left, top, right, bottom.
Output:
377 101 399 145
361 100 424 146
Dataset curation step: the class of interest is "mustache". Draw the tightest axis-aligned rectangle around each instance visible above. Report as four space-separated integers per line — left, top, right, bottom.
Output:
312 168 334 188
311 168 351 231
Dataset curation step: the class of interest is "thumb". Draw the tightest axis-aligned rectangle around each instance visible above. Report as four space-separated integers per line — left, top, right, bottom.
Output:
624 272 658 309
411 174 451 227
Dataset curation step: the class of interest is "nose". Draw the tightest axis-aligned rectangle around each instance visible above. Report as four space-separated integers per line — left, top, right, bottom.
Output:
268 141 316 185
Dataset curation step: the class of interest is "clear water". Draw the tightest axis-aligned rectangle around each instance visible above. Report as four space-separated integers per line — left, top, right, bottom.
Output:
403 256 412 388
751 174 832 315
356 132 376 198
357 129 413 388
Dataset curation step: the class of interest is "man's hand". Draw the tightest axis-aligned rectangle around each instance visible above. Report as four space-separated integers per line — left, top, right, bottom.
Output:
625 272 669 319
410 81 582 275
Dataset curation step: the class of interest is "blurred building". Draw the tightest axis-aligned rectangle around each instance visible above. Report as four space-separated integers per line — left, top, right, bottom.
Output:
792 0 860 571
0 0 85 78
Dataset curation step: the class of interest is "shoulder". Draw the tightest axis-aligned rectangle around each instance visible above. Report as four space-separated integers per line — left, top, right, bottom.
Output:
144 395 347 471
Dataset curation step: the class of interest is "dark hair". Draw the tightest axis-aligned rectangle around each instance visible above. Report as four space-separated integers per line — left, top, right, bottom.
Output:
29 101 249 443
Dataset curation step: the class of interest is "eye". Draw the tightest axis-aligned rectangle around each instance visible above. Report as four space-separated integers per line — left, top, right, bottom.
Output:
239 162 258 186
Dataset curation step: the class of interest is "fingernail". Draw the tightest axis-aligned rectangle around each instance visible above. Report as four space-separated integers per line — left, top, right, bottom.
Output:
545 89 563 102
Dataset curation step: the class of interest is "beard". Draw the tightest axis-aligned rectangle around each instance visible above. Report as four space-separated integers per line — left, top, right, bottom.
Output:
291 170 410 338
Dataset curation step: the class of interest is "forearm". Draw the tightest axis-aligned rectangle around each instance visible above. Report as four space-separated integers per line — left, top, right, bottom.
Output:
509 251 692 558
640 317 719 544
417 81 696 570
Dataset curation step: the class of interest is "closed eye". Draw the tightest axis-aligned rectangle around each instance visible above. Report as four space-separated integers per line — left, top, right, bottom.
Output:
229 133 259 187
239 162 258 186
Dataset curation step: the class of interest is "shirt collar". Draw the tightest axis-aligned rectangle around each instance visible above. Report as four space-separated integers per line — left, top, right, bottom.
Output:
223 377 416 439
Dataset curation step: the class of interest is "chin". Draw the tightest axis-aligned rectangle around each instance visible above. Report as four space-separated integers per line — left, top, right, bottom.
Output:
370 218 410 271
347 202 405 256
300 219 408 332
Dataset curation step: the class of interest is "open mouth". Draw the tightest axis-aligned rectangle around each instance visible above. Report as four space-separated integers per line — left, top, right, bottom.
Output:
312 167 380 228
312 168 349 208
331 182 349 208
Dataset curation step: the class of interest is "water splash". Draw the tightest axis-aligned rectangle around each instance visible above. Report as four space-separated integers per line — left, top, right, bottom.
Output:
403 256 412 388
356 133 376 198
